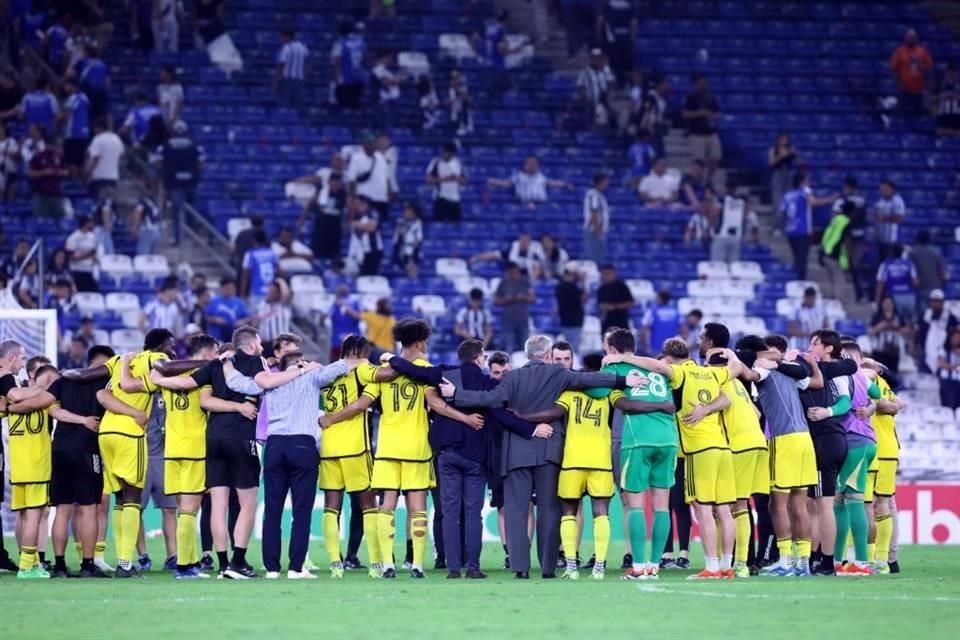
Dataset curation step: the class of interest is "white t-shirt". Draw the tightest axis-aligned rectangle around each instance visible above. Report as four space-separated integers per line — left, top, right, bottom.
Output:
508 240 545 275
0 137 18 173
157 82 184 123
426 156 464 202
65 229 99 272
346 150 390 203
638 171 678 201
372 64 401 102
583 188 610 234
87 132 125 181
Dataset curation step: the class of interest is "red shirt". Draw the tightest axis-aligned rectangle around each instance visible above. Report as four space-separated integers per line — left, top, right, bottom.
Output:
890 44 933 94
28 148 64 196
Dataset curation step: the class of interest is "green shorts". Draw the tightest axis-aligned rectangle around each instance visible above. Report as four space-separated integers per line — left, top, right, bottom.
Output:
620 445 677 493
838 443 878 495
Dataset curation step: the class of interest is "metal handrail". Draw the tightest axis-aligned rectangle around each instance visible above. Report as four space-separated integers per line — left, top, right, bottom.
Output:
180 202 235 275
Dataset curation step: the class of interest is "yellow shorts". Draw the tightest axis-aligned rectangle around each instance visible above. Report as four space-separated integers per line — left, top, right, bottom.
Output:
684 449 736 505
99 433 146 494
11 482 49 511
164 459 206 495
320 453 373 493
371 459 434 491
769 432 817 492
558 468 615 500
733 448 770 499
874 459 898 497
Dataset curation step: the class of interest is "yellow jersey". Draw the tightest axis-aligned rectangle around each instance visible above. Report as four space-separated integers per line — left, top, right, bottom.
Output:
719 377 767 453
99 351 168 437
872 376 900 460
361 312 397 351
321 362 380 459
7 408 52 484
556 390 612 470
162 369 209 460
375 357 432 462
668 360 730 454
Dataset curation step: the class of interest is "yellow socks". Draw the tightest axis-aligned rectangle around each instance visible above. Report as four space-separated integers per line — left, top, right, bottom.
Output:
19 545 37 572
176 512 198 567
867 542 876 563
362 509 382 565
776 537 793 565
796 538 811 560
876 513 893 562
733 510 750 564
377 510 396 569
593 515 610 564
95 541 106 562
322 509 342 565
410 511 428 571
118 503 142 568
560 515 578 566
112 506 123 564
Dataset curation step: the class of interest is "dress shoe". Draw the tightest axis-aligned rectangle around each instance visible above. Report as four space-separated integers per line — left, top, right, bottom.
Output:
515 571 530 579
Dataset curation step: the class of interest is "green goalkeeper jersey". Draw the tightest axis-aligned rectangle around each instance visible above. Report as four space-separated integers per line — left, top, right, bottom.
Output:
603 362 678 449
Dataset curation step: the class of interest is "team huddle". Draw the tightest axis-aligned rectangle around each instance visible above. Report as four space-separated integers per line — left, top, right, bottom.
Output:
0 316 902 581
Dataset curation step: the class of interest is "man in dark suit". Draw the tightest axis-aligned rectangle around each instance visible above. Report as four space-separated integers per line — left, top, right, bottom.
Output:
438 335 641 579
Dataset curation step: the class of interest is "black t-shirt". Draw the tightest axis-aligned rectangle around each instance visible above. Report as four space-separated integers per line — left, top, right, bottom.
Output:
597 279 634 331
683 92 720 135
796 358 857 439
48 377 107 452
191 352 264 441
556 281 585 327
0 373 17 398
0 84 24 119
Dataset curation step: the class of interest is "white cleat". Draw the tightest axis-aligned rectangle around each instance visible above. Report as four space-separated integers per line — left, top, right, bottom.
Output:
288 569 318 580
94 559 115 573
265 571 281 580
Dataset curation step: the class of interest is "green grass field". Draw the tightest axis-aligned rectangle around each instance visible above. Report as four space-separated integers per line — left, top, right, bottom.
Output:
3 541 959 639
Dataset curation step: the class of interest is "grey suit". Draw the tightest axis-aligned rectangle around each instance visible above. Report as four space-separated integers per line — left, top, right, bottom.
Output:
452 360 622 575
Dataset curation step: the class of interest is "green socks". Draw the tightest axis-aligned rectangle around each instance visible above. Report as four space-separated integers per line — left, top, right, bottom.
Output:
847 497 869 562
650 510 670 566
833 500 850 558
627 508 646 567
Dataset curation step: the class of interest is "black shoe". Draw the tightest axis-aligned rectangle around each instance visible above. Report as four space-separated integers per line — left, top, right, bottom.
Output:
541 572 557 579
382 568 397 579
446 570 461 579
676 557 691 569
659 557 677 569
199 555 214 571
748 565 760 577
889 560 900 574
343 557 366 570
51 568 73 579
434 560 447 570
504 555 511 570
812 563 836 576
0 555 19 572
584 554 596 569
575 553 582 569
410 568 426 579
114 566 142 579
223 563 257 579
78 566 109 578
41 560 54 573
466 570 488 579
556 552 566 569
620 553 633 569
515 571 529 579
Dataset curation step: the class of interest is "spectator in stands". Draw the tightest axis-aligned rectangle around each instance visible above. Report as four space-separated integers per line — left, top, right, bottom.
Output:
556 268 586 351
256 279 293 344
233 215 264 272
446 68 474 136
934 62 960 136
205 277 252 343
909 229 946 314
0 69 24 126
274 28 309 108
711 189 758 264
1 238 30 280
60 336 87 370
873 179 906 260
28 130 67 219
486 155 573 208
361 297 396 351
74 45 111 124
130 193 162 255
142 276 184 337
638 157 679 206
20 123 46 169
682 73 721 183
597 263 634 334
154 0 182 52
130 0 155 51
767 132 797 219
346 195 383 276
593 0 637 83
328 285 361 359
418 75 441 131
91 197 116 256
494 262 535 352
158 119 203 243
679 159 708 208
876 243 919 323
538 234 570 281
455 288 494 348
472 232 546 279
120 91 162 146
0 122 19 201
157 65 184 126
641 289 679 355
869 296 909 371
426 142 466 222
324 258 351 290
44 248 74 290
889 29 933 117
627 128 656 190
85 118 124 201
937 327 960 409
681 308 704 354
392 201 424 278
821 202 854 299
188 286 210 332
377 132 399 202
0 75 58 131
684 200 713 249
372 50 403 124
583 171 610 263
241 230 280 309
272 226 314 273
66 215 99 292
782 172 837 280
832 176 869 301
918 289 957 374
576 49 615 129
14 259 41 308
60 78 91 181
330 21 367 110
346 133 391 221
789 287 829 346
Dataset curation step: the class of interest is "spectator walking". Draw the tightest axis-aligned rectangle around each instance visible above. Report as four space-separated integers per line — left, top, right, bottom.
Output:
274 28 309 108
426 143 466 222
0 76 58 131
60 79 91 180
360 298 396 351
205 278 252 343
347 196 383 276
487 156 573 207
594 0 637 83
256 280 293 344
934 62 960 136
833 176 870 301
142 276 184 336
889 29 932 117
65 215 99 292
330 21 367 109
91 197 116 256
495 262 535 352
583 172 610 263
641 289 680 355
937 328 960 409
157 65 184 126
241 230 279 309
28 130 67 219
638 157 679 206
271 226 314 274
711 191 758 264
296 168 346 262
597 264 634 334
767 132 796 218
448 69 473 136
85 118 124 201
781 173 836 280
909 229 946 315
789 287 829 349
130 193 163 255
821 203 853 299
455 288 494 347
158 119 203 243
873 179 906 260
876 244 919 323
576 49 615 128
346 134 391 221
392 201 423 278
74 45 111 124
120 91 162 146
153 0 182 52
869 296 909 371
682 73 721 183
555 268 586 351
918 290 957 374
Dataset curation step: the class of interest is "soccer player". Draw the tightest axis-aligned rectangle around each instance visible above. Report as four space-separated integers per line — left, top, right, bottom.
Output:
606 339 741 579
137 392 178 573
549 340 582 569
869 362 902 573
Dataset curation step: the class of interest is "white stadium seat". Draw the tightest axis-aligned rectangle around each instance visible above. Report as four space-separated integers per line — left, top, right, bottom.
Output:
730 261 764 282
737 316 767 335
696 260 730 279
776 298 798 317
75 292 105 316
785 280 819 299
111 329 145 353
438 34 476 61
133 254 171 280
923 406 956 426
104 292 141 313
823 298 847 321
717 280 754 300
294 292 335 318
227 217 252 242
412 295 447 320
398 51 431 78
290 274 325 294
510 351 529 369
99 254 133 284
687 280 720 298
356 275 391 297
93 329 111 346
452 276 489 296
436 258 469 279
626 279 655 303
278 257 313 275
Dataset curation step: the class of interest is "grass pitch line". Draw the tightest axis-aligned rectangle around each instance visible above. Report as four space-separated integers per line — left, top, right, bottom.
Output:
636 584 960 603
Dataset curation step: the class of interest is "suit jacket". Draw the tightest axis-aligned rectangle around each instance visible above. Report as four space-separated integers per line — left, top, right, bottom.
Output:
451 360 624 473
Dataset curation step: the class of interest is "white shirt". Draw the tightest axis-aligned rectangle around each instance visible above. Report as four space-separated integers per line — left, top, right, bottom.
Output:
874 193 906 244
686 213 711 242
157 81 184 123
426 156 464 202
0 137 18 173
395 218 423 257
87 131 125 181
639 171 678 201
507 240 544 275
382 144 399 195
583 188 609 234
346 150 389 203
511 170 548 203
257 300 293 341
456 305 492 340
277 41 309 79
577 65 615 105
373 64 400 102
65 229 99 272
143 298 183 336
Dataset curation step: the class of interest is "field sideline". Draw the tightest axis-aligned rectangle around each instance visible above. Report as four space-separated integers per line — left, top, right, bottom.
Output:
2 541 959 639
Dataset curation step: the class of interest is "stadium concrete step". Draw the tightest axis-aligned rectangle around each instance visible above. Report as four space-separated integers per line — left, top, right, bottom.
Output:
499 0 582 72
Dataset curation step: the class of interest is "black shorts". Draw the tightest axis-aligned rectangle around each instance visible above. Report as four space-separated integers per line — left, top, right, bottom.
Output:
50 448 104 506
432 198 462 222
85 87 110 121
63 137 89 167
335 83 364 109
669 457 686 509
206 438 261 490
937 113 960 131
808 432 848 499
490 483 504 509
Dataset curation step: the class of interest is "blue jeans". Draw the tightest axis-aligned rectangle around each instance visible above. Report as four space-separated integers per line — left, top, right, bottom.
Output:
137 226 162 255
560 326 582 353
262 435 319 572
502 321 528 353
95 226 114 256
278 78 303 108
583 230 607 264
168 186 196 243
437 448 487 572
788 234 811 280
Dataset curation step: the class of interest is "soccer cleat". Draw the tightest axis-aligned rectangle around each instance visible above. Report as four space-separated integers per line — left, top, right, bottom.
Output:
720 569 735 580
764 565 796 577
812 563 836 576
876 561 891 575
621 568 647 581
687 570 723 580
402 560 413 570
410 568 426 579
138 555 153 572
590 567 605 580
585 554 596 569
889 560 900 574
329 565 344 579
78 566 109 578
175 568 204 580
561 568 579 580
434 559 447 570
163 556 178 572
793 563 813 577
620 553 633 569
734 565 750 578
288 569 318 580
368 566 382 579
465 570 487 579
223 563 258 579
503 555 511 570
51 567 73 579
264 571 281 579
556 552 567 569
114 566 142 579
199 555 214 572
94 558 115 573
343 557 366 571
446 571 462 579
749 565 760 576
645 566 660 580
659 557 677 570
514 571 530 579
17 565 51 580
382 567 397 579
303 556 319 572
838 563 874 577
675 557 691 570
